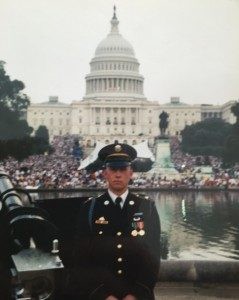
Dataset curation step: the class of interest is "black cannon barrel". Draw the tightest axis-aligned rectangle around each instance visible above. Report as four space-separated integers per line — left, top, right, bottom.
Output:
0 169 58 251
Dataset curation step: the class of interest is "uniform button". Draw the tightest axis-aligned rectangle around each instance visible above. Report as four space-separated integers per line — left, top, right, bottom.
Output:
117 257 123 262
117 270 123 275
99 231 103 235
117 244 122 249
116 231 122 236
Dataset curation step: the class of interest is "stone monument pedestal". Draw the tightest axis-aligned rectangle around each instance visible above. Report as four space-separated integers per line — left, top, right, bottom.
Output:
148 138 178 178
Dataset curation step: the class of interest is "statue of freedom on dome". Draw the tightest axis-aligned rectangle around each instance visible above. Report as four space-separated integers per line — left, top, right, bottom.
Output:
159 110 169 136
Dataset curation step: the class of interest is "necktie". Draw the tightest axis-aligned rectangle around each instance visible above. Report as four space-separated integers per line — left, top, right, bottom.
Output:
115 197 122 210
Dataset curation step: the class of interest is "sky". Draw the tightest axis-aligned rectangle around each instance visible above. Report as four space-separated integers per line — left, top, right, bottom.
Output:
1 0 239 105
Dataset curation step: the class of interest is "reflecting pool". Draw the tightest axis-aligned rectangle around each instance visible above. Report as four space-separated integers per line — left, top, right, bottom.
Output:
152 191 239 261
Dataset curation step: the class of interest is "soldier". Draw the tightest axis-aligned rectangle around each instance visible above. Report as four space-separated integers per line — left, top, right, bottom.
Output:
66 143 161 300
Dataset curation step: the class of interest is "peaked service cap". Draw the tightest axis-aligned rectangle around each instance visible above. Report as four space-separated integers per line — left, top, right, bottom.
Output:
98 143 137 168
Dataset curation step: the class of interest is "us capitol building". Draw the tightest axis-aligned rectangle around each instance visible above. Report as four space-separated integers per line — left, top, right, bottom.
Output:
27 7 236 147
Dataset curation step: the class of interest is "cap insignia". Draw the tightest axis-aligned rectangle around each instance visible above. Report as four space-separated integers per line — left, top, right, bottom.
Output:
114 144 122 152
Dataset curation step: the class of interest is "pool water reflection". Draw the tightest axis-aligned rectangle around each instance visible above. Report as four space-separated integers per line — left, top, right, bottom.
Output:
152 191 239 261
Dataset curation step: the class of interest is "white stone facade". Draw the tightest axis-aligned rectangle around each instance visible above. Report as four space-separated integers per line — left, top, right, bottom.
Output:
27 9 237 147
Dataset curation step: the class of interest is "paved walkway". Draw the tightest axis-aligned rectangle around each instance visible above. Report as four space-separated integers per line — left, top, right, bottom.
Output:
154 282 239 299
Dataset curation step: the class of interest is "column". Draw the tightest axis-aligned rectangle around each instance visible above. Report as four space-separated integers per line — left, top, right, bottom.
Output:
89 80 91 92
116 78 119 91
97 79 99 92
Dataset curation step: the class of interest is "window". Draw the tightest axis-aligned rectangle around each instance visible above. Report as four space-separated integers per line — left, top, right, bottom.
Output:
95 116 100 125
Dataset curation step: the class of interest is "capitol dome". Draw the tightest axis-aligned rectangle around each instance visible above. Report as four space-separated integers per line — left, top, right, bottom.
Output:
84 6 145 100
95 13 135 58
95 34 135 57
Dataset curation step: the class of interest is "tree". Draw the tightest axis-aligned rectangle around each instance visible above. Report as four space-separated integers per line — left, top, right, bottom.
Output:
231 101 239 124
34 125 50 154
0 61 30 113
0 61 32 140
223 101 239 163
0 62 48 160
35 125 49 143
181 118 232 157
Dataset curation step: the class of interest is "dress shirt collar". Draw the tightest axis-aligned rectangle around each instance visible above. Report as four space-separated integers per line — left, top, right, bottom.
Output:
108 189 129 208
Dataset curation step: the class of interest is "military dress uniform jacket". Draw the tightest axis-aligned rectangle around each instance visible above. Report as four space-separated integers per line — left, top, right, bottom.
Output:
68 191 161 300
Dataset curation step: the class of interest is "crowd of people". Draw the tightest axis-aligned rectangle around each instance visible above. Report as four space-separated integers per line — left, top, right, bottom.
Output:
1 135 239 190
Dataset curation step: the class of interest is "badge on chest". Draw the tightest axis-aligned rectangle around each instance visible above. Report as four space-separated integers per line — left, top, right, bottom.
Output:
131 212 145 236
95 216 109 225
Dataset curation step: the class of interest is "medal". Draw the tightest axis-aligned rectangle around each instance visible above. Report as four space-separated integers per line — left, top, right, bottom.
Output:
138 221 144 229
139 229 145 236
131 212 146 236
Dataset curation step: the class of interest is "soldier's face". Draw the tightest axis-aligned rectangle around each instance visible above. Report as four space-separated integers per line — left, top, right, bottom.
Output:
103 166 133 194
